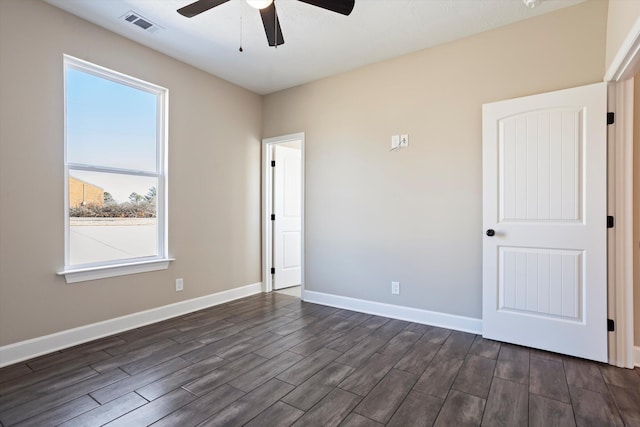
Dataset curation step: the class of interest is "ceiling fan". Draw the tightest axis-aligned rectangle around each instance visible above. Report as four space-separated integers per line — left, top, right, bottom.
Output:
177 0 355 47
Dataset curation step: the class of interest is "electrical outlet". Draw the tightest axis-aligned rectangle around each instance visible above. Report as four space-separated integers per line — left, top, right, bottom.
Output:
391 281 400 295
176 278 184 292
400 134 409 147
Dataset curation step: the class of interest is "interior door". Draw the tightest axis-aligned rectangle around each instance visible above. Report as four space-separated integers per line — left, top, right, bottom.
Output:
482 83 607 362
273 144 302 290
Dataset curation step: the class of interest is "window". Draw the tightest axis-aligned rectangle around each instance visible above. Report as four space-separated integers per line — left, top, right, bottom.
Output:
60 56 170 283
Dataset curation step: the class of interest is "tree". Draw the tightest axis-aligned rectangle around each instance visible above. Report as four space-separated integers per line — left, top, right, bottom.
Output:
103 192 114 203
144 186 157 203
129 192 143 203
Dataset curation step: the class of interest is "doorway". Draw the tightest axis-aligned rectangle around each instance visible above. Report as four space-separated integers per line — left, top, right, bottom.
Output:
262 133 305 296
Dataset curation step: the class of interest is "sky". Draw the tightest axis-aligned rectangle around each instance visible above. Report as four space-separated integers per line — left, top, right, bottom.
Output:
66 67 159 202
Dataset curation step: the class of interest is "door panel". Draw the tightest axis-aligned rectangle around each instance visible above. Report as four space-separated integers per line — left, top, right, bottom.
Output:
483 82 607 362
499 247 582 319
500 109 583 222
283 231 301 268
273 144 302 290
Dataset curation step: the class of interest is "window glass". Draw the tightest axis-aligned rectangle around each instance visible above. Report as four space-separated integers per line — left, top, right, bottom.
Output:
65 57 166 269
68 171 158 265
66 68 157 172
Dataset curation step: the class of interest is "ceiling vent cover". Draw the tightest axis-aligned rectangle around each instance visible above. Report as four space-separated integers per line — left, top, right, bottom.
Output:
121 11 163 34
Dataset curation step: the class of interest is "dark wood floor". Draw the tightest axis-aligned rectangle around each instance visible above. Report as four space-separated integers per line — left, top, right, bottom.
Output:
1 293 639 426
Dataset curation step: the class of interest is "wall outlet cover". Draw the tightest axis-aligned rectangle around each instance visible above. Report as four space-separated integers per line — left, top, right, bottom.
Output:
391 281 400 295
176 278 184 291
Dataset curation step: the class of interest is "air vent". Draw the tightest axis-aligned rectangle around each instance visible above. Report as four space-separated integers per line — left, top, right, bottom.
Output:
121 11 163 34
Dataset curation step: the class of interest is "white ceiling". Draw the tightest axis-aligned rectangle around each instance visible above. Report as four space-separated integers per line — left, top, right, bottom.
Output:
45 0 585 95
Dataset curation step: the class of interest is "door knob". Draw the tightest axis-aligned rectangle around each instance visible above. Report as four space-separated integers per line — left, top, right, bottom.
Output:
486 229 495 237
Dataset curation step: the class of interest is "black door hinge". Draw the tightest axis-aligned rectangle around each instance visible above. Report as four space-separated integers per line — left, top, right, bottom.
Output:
270 267 275 275
607 216 614 228
607 112 615 125
607 319 615 332
271 160 276 167
271 214 275 221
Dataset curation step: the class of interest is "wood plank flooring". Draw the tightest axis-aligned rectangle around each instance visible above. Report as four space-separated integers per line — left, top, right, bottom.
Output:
1 292 639 426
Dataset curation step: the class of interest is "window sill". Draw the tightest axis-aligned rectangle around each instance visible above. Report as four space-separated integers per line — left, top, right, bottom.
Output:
58 258 175 284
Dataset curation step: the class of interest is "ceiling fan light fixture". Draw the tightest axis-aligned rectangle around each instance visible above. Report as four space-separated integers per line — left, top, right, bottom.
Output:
246 0 273 9
523 0 543 8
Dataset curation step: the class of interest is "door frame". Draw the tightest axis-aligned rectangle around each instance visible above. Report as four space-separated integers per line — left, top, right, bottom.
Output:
261 132 305 295
605 21 639 368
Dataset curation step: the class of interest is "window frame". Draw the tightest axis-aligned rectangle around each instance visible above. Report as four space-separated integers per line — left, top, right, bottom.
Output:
59 55 172 283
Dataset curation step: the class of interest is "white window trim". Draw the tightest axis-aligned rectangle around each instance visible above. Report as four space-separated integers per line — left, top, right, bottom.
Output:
59 55 171 283
58 258 175 283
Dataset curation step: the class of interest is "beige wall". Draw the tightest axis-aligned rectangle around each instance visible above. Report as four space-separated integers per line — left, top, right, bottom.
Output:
0 0 262 345
606 0 640 72
263 1 608 319
0 0 629 351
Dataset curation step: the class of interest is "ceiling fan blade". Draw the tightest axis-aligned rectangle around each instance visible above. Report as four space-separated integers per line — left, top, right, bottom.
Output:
297 0 354 15
177 0 230 18
260 3 284 47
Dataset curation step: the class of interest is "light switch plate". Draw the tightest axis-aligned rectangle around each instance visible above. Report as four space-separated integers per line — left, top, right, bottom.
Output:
391 135 400 149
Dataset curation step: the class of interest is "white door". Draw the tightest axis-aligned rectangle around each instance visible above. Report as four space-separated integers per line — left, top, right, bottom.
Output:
482 83 608 362
273 144 302 290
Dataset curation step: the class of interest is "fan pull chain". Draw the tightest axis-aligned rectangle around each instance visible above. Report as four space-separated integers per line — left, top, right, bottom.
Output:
239 0 244 52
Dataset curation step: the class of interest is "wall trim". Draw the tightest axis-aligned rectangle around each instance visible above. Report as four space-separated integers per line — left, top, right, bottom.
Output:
0 282 262 368
605 81 636 369
604 11 639 370
635 346 640 368
605 16 640 82
303 290 482 335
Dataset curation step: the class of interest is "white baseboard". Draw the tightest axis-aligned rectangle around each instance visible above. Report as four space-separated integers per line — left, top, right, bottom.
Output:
0 282 262 368
635 346 640 368
303 290 482 335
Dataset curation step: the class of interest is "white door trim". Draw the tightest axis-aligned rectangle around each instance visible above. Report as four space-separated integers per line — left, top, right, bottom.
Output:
605 17 640 82
605 22 639 369
607 80 635 368
261 132 305 295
